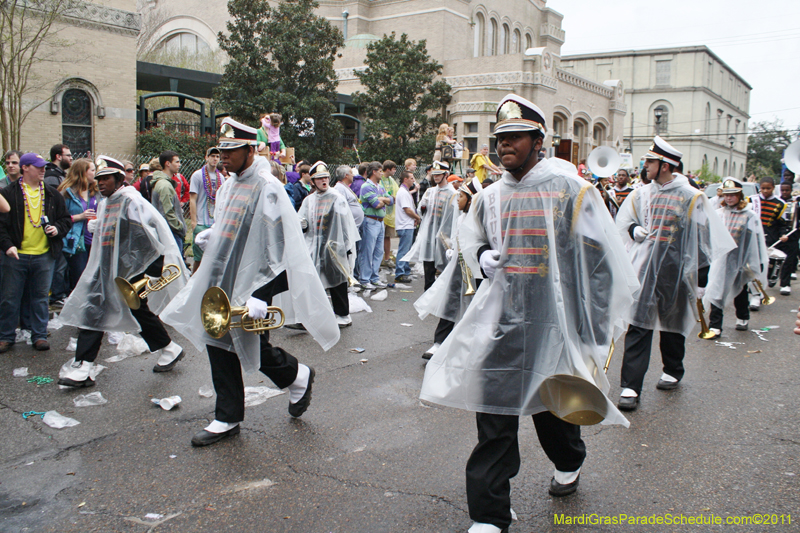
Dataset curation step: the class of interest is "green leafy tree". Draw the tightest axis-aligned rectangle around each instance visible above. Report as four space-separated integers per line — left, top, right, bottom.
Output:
214 0 344 162
353 32 451 163
746 119 796 180
696 161 720 183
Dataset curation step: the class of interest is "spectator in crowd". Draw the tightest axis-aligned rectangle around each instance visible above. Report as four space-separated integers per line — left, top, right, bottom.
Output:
470 144 502 183
189 147 224 273
122 160 135 185
613 168 635 204
291 162 312 211
217 162 229 178
173 170 190 205
150 151 187 254
418 164 432 201
58 158 97 292
0 153 72 352
433 123 454 162
381 160 399 268
271 160 296 208
351 162 367 197
404 158 419 203
394 170 420 283
44 144 72 189
464 167 476 185
358 161 393 289
333 165 364 281
133 163 150 188
0 151 22 188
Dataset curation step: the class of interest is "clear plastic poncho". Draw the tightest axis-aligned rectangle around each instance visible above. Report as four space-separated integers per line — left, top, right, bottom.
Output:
297 188 359 289
402 183 457 271
703 204 768 310
414 212 478 322
420 158 640 426
60 186 188 332
160 156 339 373
615 175 736 336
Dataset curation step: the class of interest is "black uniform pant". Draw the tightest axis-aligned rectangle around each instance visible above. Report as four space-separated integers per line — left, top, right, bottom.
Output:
206 272 299 423
75 299 171 363
433 318 454 344
778 238 799 287
328 282 349 316
423 261 437 291
466 412 586 529
709 286 750 330
620 325 685 394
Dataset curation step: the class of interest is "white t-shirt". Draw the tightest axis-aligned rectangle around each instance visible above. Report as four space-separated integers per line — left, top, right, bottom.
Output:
190 165 225 227
395 185 417 230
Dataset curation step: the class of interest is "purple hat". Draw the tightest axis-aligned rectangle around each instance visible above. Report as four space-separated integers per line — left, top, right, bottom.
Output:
19 153 47 168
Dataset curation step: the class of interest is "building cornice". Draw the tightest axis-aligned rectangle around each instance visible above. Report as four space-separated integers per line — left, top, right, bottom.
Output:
628 86 750 119
556 68 614 98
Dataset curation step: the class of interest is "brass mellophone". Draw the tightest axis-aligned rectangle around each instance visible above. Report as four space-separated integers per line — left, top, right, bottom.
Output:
326 241 359 287
201 286 285 338
456 236 476 296
696 298 716 339
115 263 182 310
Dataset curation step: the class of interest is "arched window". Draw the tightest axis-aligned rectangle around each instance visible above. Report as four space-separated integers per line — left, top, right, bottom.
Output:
654 105 668 135
713 157 718 175
162 32 210 54
501 24 510 55
487 18 497 56
525 33 532 50
732 162 736 177
704 103 711 135
62 89 92 155
723 160 728 176
473 13 485 57
593 124 606 148
512 29 520 53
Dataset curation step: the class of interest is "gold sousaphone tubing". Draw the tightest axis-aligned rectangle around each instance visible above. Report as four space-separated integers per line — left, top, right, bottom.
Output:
114 264 182 310
201 286 285 338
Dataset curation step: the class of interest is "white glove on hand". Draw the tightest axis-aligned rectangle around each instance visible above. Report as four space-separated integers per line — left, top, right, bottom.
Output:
86 219 98 234
195 228 212 251
633 226 648 243
445 249 455 262
245 297 268 320
300 217 309 230
479 250 502 280
696 287 706 299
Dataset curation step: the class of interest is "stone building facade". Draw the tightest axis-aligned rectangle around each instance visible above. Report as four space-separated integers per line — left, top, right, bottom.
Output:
12 0 140 157
561 46 751 177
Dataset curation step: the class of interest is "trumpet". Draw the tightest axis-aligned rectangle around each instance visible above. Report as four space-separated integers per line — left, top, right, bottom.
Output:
115 264 182 310
456 236 476 296
696 298 716 339
327 241 359 287
201 286 285 339
745 264 775 305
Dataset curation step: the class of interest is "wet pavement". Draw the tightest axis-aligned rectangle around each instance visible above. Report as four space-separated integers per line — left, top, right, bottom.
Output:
1 275 798 532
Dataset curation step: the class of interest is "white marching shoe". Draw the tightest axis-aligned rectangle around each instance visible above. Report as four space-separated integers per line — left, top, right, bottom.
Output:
735 319 749 331
749 295 761 311
422 342 440 360
153 341 184 372
336 314 352 328
58 360 95 388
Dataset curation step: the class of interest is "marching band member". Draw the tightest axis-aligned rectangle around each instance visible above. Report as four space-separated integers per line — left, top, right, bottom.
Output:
612 169 635 204
703 178 768 338
161 119 339 447
402 160 457 291
297 161 359 327
776 182 798 295
58 156 188 387
420 95 638 532
748 177 786 310
415 179 481 360
615 136 735 411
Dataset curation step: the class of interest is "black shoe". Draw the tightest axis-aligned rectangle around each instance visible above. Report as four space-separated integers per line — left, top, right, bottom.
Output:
288 367 315 418
57 377 95 388
0 341 13 353
191 425 240 447
656 378 680 390
285 323 306 331
395 275 412 283
421 351 433 360
618 395 639 411
153 350 184 373
549 475 580 497
33 339 50 351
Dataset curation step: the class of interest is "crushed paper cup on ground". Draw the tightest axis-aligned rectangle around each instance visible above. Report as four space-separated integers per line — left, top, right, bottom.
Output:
107 331 124 345
393 283 412 289
151 396 182 410
73 392 108 407
47 313 64 331
15 329 30 344
13 367 29 377
370 290 388 301
348 293 372 313
199 386 214 398
244 386 284 407
42 411 80 429
66 337 77 352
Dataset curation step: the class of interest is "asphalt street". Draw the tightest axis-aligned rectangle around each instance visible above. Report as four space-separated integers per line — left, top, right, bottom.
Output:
1 269 798 532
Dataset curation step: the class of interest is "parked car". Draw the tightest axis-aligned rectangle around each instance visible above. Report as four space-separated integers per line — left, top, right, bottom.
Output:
704 181 759 198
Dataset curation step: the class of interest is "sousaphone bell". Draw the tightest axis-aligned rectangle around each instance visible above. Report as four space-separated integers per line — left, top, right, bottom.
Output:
201 286 285 338
115 264 182 310
587 146 622 178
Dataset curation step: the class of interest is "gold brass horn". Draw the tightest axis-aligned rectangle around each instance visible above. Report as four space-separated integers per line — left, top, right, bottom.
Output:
587 146 621 178
745 264 775 305
326 242 359 287
201 286 285 339
456 236 476 297
696 298 716 339
114 264 182 310
539 340 616 426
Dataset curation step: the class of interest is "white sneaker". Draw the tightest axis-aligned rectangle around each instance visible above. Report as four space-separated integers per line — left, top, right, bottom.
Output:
373 281 387 289
735 319 749 330
468 523 504 533
336 314 352 328
781 286 791 295
362 282 376 290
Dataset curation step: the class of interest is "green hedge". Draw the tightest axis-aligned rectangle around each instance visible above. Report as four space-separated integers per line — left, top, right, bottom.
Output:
136 128 218 161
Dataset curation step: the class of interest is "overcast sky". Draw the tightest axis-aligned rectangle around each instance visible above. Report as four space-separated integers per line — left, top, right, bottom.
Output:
550 0 800 136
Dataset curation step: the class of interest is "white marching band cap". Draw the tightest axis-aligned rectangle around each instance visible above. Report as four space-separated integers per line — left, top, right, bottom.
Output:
644 136 682 167
309 161 330 179
493 94 547 136
721 177 743 194
218 117 259 149
95 155 125 177
431 160 450 175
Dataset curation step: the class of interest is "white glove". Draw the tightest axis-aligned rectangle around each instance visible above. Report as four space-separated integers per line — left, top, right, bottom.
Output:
696 287 706 299
300 217 308 230
479 250 502 280
633 226 648 243
445 249 455 261
245 297 268 320
195 228 212 250
86 219 98 234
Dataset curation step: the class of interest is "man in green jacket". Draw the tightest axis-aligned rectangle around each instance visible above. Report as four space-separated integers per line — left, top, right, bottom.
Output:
150 150 187 254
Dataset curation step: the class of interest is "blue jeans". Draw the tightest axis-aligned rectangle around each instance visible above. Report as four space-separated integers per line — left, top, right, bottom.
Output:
395 228 414 277
50 251 69 302
65 247 90 293
353 220 364 281
0 253 55 342
358 217 385 284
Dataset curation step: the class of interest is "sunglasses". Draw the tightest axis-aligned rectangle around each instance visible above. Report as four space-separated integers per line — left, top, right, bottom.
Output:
125 168 134 172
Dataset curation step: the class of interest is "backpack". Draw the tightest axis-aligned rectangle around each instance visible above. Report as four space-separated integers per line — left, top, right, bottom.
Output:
441 144 454 162
139 176 153 202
